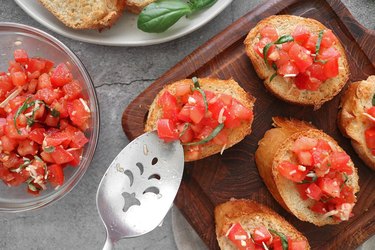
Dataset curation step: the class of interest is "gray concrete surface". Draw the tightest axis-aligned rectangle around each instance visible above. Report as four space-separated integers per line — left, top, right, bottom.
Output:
0 0 374 249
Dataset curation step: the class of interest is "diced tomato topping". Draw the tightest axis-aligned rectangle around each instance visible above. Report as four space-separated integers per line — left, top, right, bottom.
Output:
278 61 299 76
50 63 73 87
254 37 273 57
321 30 337 48
0 50 90 195
289 239 308 250
297 151 313 166
277 161 308 182
272 237 283 250
252 226 272 245
303 34 318 52
288 43 313 73
318 177 341 198
227 223 256 250
157 119 179 142
260 25 278 41
365 127 375 149
14 49 29 63
47 164 64 187
292 25 310 44
305 183 322 200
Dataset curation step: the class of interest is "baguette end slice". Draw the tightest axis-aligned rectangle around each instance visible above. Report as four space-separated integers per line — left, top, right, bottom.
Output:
38 0 126 30
244 15 349 110
215 198 310 250
255 117 359 226
145 78 255 162
338 75 375 170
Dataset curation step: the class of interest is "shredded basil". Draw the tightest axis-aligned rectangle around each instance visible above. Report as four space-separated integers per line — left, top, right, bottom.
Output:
182 123 224 146
179 123 190 137
50 108 60 118
44 146 55 153
9 158 31 173
315 30 324 57
269 229 288 250
372 93 375 106
34 155 43 162
340 173 349 189
270 73 277 82
191 77 208 112
14 99 44 133
274 35 294 44
298 171 317 184
263 35 294 65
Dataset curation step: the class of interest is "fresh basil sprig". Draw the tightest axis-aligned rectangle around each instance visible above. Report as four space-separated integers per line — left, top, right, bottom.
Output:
191 77 208 112
263 35 294 65
182 123 224 146
138 0 217 33
269 229 288 250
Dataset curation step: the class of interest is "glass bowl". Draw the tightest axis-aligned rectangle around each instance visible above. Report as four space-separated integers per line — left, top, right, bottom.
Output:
0 22 99 212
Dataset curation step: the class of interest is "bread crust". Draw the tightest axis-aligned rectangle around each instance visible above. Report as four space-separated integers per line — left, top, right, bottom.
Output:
38 0 126 30
215 198 310 249
145 78 255 162
125 0 155 14
255 117 359 226
338 75 375 170
244 15 349 110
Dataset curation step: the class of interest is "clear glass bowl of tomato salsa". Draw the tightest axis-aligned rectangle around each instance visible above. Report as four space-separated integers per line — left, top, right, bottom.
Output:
0 23 99 212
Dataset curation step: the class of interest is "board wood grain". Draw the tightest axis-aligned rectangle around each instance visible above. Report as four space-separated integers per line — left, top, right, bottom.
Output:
122 0 375 249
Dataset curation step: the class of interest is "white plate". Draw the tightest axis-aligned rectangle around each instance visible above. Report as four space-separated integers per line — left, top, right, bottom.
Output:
14 0 232 46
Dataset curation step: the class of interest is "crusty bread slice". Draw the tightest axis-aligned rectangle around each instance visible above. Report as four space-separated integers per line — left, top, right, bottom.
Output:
38 0 126 29
255 117 359 226
125 0 155 14
215 198 310 250
338 75 375 170
145 78 255 162
244 15 349 110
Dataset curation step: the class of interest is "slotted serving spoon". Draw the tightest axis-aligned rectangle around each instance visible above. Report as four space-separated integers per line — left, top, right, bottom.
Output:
96 131 184 250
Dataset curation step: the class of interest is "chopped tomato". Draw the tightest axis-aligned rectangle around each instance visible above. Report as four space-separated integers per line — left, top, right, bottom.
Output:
272 237 283 250
292 25 310 44
303 34 318 52
323 58 339 78
50 63 73 87
189 105 205 124
297 151 313 166
17 139 39 156
318 177 341 198
329 151 352 174
227 223 256 250
48 164 64 187
289 239 308 250
254 37 273 57
289 43 313 73
231 99 253 120
260 25 278 41
62 80 83 100
252 226 272 245
50 146 74 164
14 49 29 63
37 73 52 89
307 63 328 81
157 119 179 142
278 61 299 76
310 201 327 214
175 82 191 96
321 30 337 48
67 99 91 130
11 71 27 86
305 183 322 201
277 161 308 182
1 135 18 152
365 127 375 149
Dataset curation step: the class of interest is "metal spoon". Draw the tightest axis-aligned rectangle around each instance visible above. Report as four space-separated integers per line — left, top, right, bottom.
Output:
96 131 184 250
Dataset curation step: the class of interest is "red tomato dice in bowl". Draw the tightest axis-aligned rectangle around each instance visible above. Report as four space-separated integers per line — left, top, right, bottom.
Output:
0 50 91 195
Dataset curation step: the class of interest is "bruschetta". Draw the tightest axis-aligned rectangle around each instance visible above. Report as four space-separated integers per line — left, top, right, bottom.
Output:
215 198 310 250
255 117 359 226
244 15 349 110
145 77 255 162
338 75 375 170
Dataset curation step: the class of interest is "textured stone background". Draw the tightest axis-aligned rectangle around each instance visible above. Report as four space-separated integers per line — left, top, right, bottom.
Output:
0 0 374 249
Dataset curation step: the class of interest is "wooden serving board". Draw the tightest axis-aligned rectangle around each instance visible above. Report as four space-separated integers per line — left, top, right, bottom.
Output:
122 0 375 249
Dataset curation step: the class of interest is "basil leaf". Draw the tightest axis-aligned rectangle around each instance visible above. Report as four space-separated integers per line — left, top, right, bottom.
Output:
183 123 224 146
269 73 277 82
274 35 294 44
263 43 273 64
269 229 288 250
315 30 324 56
188 0 217 12
138 1 192 33
44 146 55 153
51 108 60 118
191 77 208 112
298 172 317 184
14 97 34 134
372 93 375 106
179 123 190 137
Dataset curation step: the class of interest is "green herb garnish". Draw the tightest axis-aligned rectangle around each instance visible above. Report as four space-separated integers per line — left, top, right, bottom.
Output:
372 93 375 106
179 123 190 137
44 146 55 153
269 229 288 250
270 73 277 82
138 0 217 33
192 77 208 112
34 155 43 162
10 158 31 173
263 35 294 65
298 171 317 184
182 123 224 146
340 173 349 189
14 99 44 133
315 30 324 57
50 108 60 118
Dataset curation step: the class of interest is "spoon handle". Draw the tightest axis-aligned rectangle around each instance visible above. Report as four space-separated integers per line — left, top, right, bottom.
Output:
102 234 113 250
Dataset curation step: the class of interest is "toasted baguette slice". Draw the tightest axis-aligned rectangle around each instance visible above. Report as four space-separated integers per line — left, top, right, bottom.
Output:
145 78 255 162
125 0 155 14
215 198 310 250
39 0 126 29
255 117 359 226
338 75 375 170
244 15 349 110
